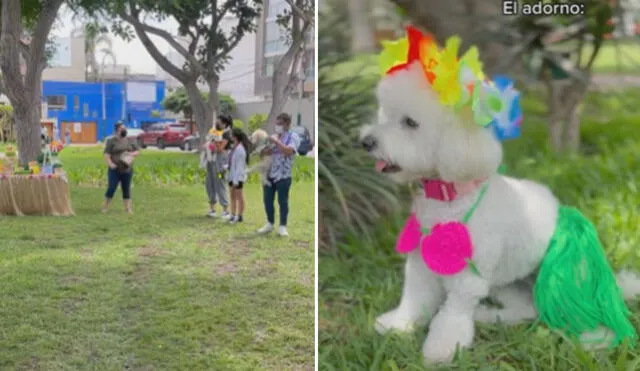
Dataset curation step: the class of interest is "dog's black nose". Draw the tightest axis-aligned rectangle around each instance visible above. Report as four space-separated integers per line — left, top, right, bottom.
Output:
361 135 377 152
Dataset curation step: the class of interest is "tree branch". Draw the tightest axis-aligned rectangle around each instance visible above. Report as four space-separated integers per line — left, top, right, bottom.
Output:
205 0 220 75
284 0 313 24
584 38 603 70
119 4 205 76
188 34 200 56
25 0 64 91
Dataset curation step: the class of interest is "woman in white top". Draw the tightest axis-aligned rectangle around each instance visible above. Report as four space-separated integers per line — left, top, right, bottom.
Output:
227 128 251 223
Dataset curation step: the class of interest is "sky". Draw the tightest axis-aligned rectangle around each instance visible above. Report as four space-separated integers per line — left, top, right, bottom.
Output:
53 9 180 74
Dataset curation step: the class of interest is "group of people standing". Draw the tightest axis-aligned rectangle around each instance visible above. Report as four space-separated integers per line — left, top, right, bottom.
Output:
203 113 300 236
101 112 300 237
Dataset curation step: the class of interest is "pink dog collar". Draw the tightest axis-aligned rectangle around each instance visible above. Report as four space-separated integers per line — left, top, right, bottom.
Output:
421 179 486 201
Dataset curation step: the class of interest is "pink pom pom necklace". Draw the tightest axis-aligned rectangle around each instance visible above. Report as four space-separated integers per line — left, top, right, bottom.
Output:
395 180 489 276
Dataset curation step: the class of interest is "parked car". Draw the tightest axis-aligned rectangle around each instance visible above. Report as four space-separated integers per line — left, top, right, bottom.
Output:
138 123 191 150
291 125 313 156
126 128 144 142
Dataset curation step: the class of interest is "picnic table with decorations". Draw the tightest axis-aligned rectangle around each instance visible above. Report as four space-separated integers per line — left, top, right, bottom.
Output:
0 141 74 216
0 173 74 216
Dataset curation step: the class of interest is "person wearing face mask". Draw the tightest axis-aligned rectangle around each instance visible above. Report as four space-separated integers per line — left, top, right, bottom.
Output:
203 115 233 219
102 122 140 214
257 113 301 237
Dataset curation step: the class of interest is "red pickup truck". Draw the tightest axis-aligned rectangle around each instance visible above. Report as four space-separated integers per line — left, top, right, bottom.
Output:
137 123 191 150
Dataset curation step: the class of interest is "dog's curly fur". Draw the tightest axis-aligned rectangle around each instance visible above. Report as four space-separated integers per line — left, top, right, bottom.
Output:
360 62 640 364
248 129 273 186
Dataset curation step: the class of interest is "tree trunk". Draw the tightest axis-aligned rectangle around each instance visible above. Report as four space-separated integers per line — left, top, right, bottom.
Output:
0 0 62 164
184 82 211 147
348 0 376 54
546 79 587 153
546 78 564 152
265 0 311 133
266 47 302 132
12 100 41 165
564 99 584 153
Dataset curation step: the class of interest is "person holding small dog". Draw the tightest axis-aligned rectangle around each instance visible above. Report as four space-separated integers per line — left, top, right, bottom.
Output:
227 128 251 223
203 115 233 219
257 113 301 237
102 122 140 214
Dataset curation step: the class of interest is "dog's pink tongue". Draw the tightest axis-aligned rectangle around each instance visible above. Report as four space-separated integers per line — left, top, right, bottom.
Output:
375 160 388 172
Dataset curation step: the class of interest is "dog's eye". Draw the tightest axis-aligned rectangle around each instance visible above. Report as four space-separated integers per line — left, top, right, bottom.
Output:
402 117 419 128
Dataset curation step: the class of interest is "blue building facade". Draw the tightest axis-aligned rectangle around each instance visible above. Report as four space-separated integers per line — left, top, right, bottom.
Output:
42 80 171 142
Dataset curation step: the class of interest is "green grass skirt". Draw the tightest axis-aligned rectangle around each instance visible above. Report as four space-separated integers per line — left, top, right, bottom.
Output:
533 206 637 346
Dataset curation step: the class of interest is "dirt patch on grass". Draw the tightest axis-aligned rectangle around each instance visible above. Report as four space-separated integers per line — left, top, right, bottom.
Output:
137 247 167 257
80 248 93 259
60 296 88 316
294 240 310 248
15 356 40 371
213 263 239 276
59 275 84 286
253 258 278 276
299 272 313 286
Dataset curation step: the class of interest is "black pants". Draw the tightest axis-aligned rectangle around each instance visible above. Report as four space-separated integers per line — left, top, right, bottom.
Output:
105 168 133 200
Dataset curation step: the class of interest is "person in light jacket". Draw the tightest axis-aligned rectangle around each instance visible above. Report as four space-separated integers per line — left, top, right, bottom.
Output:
227 127 251 224
203 115 233 219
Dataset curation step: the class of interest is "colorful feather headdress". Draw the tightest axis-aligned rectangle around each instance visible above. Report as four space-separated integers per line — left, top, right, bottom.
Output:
379 26 522 140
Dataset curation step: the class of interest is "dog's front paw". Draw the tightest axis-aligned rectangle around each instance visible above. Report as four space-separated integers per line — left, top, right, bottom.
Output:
422 313 474 365
375 309 417 334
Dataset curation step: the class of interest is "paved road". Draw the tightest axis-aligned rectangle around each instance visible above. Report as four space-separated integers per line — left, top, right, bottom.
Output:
592 74 640 89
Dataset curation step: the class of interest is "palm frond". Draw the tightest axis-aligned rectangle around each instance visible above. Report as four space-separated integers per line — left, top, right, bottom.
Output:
318 15 404 250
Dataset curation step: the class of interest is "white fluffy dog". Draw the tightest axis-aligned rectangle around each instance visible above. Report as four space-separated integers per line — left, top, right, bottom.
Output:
360 61 640 364
248 129 273 186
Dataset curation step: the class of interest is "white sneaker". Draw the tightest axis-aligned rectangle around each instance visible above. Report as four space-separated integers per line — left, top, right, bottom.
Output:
257 223 274 234
228 215 237 224
220 212 232 220
207 211 217 218
278 226 289 237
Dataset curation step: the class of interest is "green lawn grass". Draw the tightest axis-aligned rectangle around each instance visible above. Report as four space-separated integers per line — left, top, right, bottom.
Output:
319 100 640 368
0 147 315 370
585 39 640 74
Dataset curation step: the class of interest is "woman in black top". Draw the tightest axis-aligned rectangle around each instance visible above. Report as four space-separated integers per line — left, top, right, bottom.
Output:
102 122 140 213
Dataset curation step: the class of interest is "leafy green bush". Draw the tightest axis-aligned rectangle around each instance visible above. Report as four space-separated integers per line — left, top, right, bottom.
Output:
60 146 313 187
232 119 245 129
318 33 401 249
247 113 267 133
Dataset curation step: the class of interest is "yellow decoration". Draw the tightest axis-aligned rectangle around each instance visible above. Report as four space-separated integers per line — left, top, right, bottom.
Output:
379 38 409 75
28 161 40 175
378 26 505 128
432 36 464 105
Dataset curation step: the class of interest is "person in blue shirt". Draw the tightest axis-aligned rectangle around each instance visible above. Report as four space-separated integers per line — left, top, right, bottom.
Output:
257 113 301 237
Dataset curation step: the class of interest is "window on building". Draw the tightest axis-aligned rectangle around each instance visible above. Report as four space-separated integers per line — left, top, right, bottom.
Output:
304 50 315 79
46 95 66 110
264 20 288 54
266 0 288 19
83 103 89 117
73 95 80 111
263 55 281 77
304 26 314 46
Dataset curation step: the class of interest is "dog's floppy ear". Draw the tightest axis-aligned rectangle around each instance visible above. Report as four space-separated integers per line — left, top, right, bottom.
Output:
435 122 502 182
